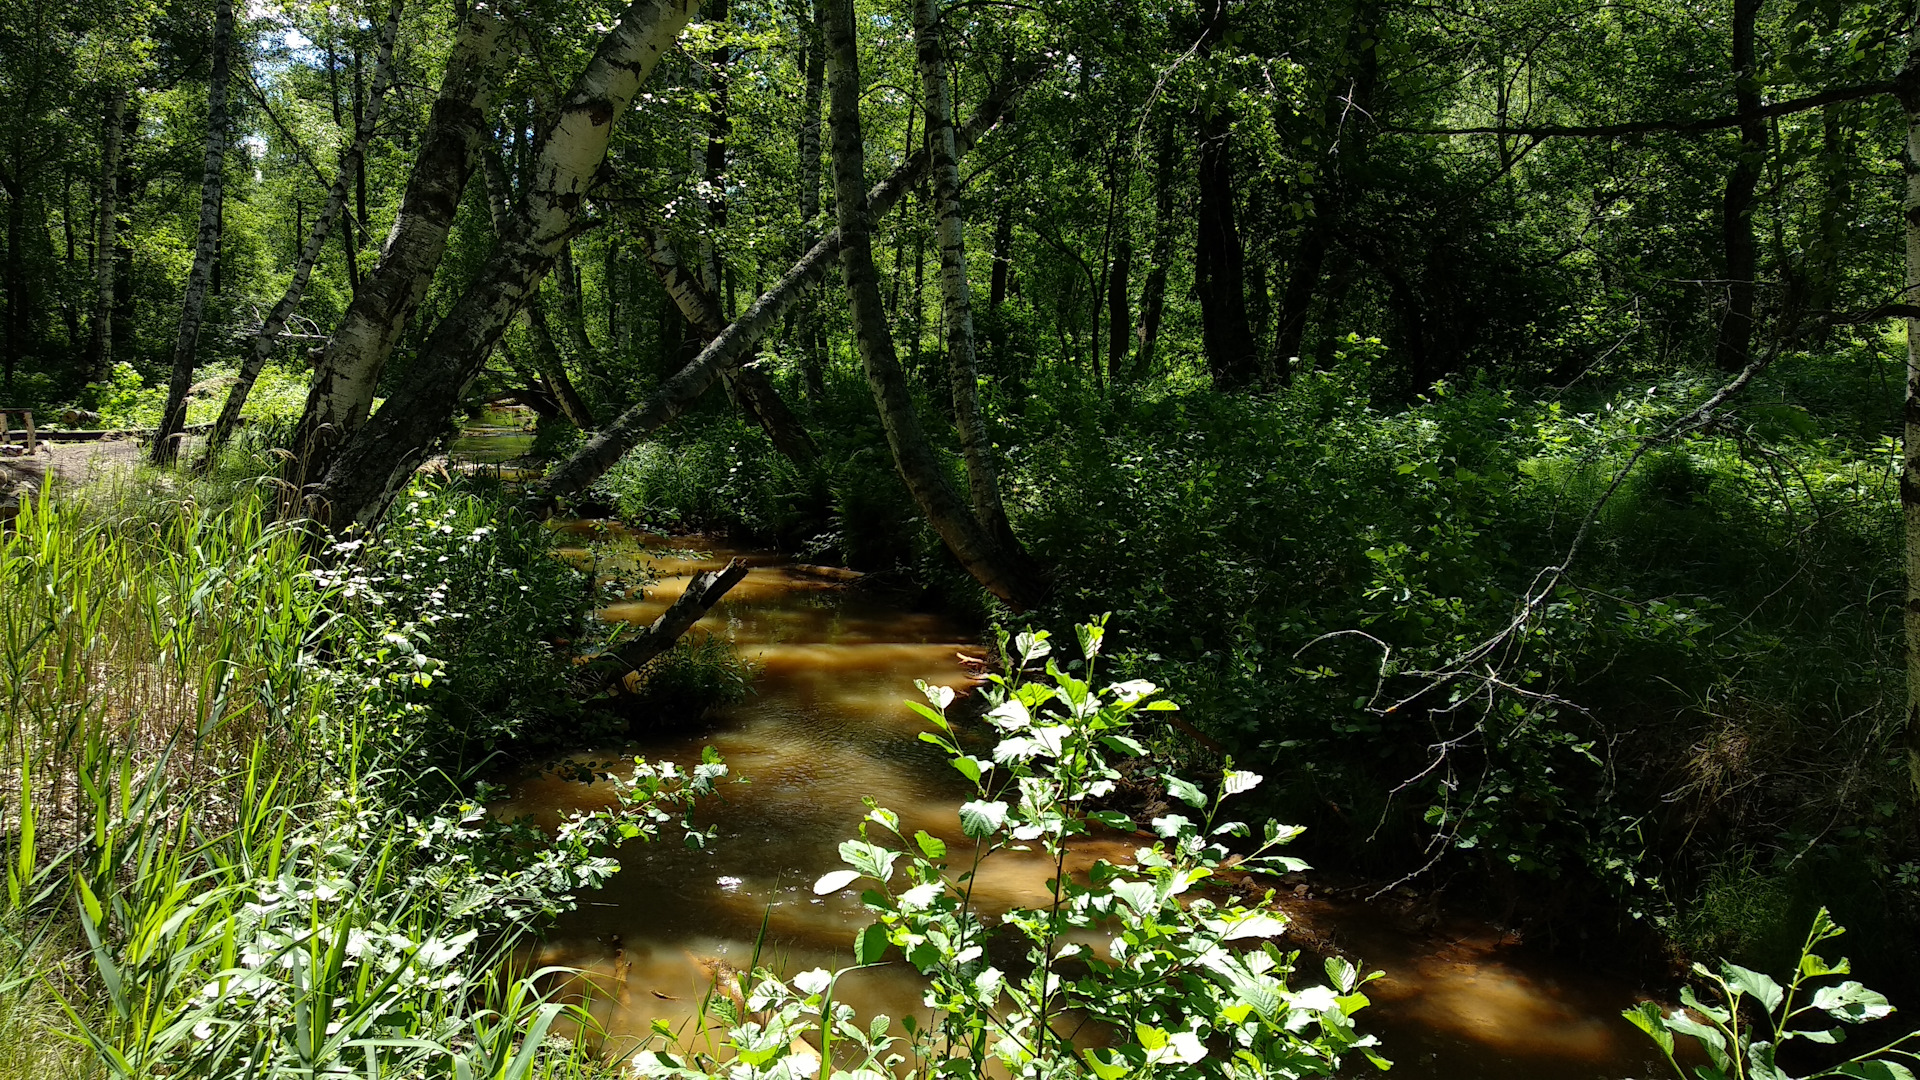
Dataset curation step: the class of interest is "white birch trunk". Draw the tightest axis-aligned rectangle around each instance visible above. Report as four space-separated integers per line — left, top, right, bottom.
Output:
200 0 405 463
152 0 235 465
914 0 1020 554
534 69 1036 505
86 86 126 385
289 4 510 485
825 0 1043 609
310 0 700 530
1902 44 1920 794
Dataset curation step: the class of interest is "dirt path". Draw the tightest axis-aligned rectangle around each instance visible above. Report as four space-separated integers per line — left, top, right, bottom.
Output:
1 438 150 516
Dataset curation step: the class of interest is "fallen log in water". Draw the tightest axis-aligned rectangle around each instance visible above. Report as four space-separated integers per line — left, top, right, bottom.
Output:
581 557 750 697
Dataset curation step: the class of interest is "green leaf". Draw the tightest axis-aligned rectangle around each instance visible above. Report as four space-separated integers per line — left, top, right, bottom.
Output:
1088 810 1134 831
913 831 946 860
1834 1064 1917 1080
1722 963 1783 1014
1082 1048 1134 1080
1622 1002 1675 1057
1111 879 1158 914
839 840 899 883
1666 1011 1730 1072
959 800 1008 839
1163 774 1207 807
854 922 889 965
949 756 991 784
1810 981 1894 1023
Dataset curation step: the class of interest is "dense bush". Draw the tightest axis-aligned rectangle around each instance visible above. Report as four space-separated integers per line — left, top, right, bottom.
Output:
594 336 1913 974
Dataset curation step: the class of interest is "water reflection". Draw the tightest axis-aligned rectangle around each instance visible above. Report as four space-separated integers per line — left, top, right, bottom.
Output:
502 529 1670 1078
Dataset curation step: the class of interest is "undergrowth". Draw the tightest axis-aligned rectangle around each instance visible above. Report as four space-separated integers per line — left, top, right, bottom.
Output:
593 335 1914 978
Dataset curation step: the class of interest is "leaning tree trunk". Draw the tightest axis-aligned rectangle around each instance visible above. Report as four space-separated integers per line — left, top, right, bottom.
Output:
288 5 510 487
480 145 597 431
86 86 127 385
1714 0 1766 373
913 0 1023 556
308 0 700 531
152 0 235 466
640 224 816 462
534 69 1037 507
826 0 1044 609
200 0 405 464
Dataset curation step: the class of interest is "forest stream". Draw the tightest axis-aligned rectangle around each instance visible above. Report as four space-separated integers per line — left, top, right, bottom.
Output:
455 490 1670 1078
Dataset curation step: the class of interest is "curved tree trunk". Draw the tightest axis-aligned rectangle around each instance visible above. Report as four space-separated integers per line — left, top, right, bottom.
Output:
534 69 1036 506
481 145 597 431
913 0 1022 555
640 223 815 461
199 0 405 464
152 0 236 466
308 0 700 532
288 5 510 486
825 0 1043 609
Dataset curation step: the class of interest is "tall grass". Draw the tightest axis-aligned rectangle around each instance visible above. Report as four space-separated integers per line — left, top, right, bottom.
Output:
0 483 709 1078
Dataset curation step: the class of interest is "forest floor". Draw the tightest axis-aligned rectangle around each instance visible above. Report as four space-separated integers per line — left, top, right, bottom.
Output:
1 438 146 514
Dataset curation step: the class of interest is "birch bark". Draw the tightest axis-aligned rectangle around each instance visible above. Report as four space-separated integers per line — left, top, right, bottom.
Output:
534 70 1035 505
913 0 1021 554
309 0 700 530
288 4 510 485
826 0 1043 608
641 223 815 461
200 0 405 463
86 86 126 385
152 0 235 465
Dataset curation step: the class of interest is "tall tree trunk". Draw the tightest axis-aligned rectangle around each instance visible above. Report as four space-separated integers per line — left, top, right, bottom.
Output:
1132 113 1174 378
85 86 126 385
152 0 236 465
526 301 595 427
1714 0 1765 373
551 240 605 416
1194 107 1259 390
200 0 405 463
795 0 828 399
698 0 732 303
308 0 700 531
1 174 23 392
987 193 1015 381
1190 0 1259 391
826 0 1042 609
535 64 1036 506
1800 105 1852 345
915 0 1021 552
1107 234 1131 381
1901 39 1920 796
289 5 510 486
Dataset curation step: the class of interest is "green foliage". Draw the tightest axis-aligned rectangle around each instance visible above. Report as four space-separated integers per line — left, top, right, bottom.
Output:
316 480 603 773
637 619 1387 1079
0 478 732 1078
1624 908 1918 1080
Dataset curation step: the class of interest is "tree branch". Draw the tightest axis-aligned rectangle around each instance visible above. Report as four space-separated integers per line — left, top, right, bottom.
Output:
1394 80 1894 140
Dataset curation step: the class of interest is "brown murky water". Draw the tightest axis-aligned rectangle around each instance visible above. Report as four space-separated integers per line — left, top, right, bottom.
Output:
494 528 1673 1078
